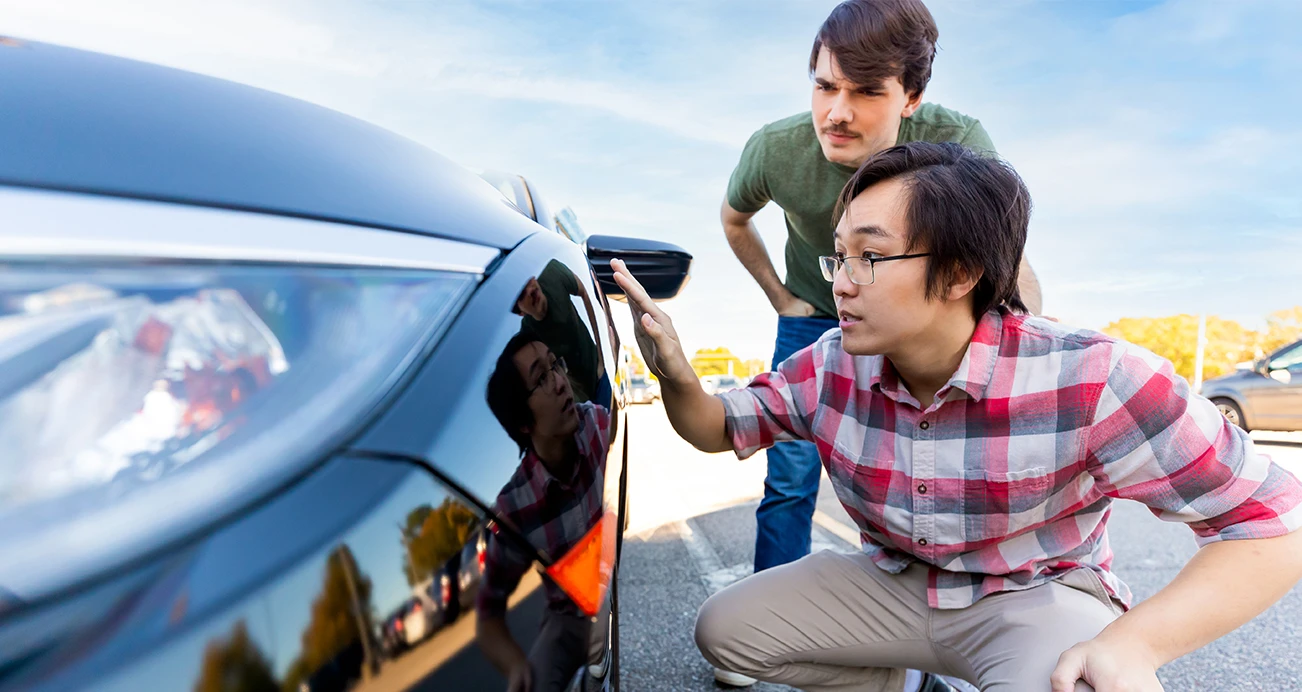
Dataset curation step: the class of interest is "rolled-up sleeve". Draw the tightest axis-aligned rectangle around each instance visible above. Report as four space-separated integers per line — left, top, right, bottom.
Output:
475 530 532 618
717 344 821 460
1085 342 1302 545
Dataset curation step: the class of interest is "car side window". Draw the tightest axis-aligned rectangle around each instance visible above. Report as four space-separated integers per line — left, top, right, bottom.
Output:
1269 343 1302 372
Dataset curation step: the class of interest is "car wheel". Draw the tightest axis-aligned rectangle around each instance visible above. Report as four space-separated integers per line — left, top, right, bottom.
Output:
1212 398 1247 431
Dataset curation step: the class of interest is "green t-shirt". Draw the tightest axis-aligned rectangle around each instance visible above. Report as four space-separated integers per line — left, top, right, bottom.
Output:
522 260 599 403
726 103 995 319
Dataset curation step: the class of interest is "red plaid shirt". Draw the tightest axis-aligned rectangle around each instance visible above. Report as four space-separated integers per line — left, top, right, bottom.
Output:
478 401 610 617
719 309 1302 609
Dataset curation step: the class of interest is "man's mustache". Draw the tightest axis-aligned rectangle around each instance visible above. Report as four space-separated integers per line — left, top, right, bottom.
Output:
821 126 859 138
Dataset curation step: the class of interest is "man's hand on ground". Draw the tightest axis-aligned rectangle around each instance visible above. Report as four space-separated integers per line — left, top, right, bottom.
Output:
775 292 816 318
611 258 695 385
1050 637 1163 692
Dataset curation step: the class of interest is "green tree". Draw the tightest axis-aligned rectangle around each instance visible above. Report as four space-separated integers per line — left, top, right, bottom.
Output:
400 498 479 587
281 546 374 692
193 620 278 692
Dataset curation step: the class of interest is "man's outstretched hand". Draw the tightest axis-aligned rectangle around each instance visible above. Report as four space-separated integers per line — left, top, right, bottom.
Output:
610 258 694 385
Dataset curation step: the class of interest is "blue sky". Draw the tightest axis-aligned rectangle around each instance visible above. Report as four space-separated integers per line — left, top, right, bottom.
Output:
4 0 1300 361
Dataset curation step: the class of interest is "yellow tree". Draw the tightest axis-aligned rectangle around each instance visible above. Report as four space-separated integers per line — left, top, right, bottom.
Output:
1258 306 1302 356
401 498 479 587
1102 314 1259 382
690 347 745 377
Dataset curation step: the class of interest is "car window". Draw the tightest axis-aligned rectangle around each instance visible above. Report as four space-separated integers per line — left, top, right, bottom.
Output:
554 207 588 245
1270 343 1302 371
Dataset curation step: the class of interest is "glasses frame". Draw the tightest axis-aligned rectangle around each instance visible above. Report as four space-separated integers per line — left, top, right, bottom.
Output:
527 355 568 396
818 252 931 286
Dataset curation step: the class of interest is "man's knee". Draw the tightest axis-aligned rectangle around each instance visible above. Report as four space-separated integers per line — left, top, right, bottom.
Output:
694 586 755 671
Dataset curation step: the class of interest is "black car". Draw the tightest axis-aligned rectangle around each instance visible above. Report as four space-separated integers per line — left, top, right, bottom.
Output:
1203 338 1302 432
0 38 691 692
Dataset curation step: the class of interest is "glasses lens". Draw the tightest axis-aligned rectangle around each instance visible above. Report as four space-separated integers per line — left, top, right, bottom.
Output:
819 256 836 282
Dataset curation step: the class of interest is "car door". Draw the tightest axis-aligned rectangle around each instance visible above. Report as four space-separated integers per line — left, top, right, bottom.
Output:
350 229 626 691
1252 342 1302 430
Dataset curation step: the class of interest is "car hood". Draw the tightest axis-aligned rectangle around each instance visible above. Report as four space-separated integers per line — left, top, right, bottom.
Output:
0 39 534 250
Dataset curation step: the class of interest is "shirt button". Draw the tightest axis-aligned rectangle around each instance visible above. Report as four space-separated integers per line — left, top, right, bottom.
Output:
917 483 927 494
918 538 928 546
919 421 930 430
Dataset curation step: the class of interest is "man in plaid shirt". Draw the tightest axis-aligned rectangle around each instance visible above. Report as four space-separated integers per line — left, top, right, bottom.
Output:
478 330 612 692
611 142 1302 691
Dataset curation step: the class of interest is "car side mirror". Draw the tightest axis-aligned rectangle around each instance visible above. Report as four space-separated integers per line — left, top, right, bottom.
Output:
586 234 692 301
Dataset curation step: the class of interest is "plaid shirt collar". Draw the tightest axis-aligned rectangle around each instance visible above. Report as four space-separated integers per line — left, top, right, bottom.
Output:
520 445 580 493
868 309 1005 406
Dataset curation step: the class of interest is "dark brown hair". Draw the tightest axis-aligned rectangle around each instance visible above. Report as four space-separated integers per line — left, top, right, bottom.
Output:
809 0 938 98
836 141 1030 317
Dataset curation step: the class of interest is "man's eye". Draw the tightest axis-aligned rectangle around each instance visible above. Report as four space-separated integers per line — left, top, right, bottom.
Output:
832 252 846 261
862 252 883 260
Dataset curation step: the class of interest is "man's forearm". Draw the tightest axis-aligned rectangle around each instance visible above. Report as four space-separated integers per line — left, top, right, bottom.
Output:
1093 529 1302 667
1018 255 1043 315
723 218 791 310
476 613 527 675
661 376 732 453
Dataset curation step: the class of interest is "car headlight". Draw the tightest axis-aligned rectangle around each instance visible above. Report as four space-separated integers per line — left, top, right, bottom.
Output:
0 260 476 598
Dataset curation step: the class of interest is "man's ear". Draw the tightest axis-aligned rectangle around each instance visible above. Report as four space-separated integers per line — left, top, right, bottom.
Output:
945 262 982 302
901 89 924 118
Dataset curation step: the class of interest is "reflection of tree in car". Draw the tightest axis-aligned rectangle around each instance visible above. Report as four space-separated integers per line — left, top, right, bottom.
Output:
479 329 611 692
400 499 479 588
512 260 608 405
282 546 376 692
193 620 278 692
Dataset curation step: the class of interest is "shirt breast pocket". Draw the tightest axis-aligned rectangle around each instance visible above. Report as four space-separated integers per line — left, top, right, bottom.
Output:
829 438 894 516
975 467 1054 536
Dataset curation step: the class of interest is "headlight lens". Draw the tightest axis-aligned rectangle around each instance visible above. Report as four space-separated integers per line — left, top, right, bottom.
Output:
0 262 475 597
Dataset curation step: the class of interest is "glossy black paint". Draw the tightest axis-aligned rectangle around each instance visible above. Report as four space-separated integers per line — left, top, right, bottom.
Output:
0 40 632 692
585 234 693 301
0 231 625 691
0 39 529 250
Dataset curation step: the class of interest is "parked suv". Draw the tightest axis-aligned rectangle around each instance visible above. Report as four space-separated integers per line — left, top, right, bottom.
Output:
1203 338 1302 432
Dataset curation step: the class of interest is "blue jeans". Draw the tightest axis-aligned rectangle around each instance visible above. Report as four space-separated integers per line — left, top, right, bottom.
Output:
754 315 840 572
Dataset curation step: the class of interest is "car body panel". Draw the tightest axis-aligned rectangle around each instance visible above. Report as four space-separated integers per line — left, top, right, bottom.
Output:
0 38 636 692
0 39 531 250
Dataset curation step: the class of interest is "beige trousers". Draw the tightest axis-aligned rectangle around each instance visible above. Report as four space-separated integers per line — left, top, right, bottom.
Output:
695 551 1122 691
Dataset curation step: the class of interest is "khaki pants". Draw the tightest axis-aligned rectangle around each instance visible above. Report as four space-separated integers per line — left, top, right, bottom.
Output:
695 551 1122 691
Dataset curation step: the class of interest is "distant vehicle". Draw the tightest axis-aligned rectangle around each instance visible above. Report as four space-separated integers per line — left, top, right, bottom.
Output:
458 526 489 612
1203 338 1302 431
700 374 744 396
628 375 659 404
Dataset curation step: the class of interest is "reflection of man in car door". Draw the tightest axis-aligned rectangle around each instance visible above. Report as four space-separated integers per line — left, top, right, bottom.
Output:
514 260 609 405
479 329 612 692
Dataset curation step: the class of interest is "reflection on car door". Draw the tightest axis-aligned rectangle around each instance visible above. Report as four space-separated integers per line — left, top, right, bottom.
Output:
1252 343 1302 430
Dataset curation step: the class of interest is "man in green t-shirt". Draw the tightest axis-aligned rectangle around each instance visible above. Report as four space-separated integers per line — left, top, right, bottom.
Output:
717 1 1040 688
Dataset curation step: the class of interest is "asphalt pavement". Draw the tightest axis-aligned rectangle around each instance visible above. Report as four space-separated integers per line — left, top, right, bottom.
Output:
617 400 1302 691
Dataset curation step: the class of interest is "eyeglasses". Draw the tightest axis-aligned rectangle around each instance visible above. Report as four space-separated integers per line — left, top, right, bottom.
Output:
527 356 568 396
818 252 930 286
